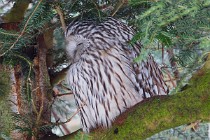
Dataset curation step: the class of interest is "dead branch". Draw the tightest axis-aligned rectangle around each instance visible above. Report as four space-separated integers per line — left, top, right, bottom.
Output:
31 98 39 115
111 0 128 16
54 92 73 97
55 5 66 32
167 48 180 80
8 99 18 106
52 100 86 126
162 63 176 87
53 87 73 97
164 78 178 82
182 120 201 132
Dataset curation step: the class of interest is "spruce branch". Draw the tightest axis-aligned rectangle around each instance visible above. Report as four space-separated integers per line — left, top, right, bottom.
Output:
13 53 33 66
0 0 43 57
0 29 19 36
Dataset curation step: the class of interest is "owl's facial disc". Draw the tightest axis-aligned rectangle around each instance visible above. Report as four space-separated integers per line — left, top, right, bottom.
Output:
66 35 89 62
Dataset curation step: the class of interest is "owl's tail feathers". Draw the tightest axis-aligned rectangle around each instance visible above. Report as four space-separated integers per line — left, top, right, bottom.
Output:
136 54 169 99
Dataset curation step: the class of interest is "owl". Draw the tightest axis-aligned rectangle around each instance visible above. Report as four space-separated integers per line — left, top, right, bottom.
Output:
65 17 168 132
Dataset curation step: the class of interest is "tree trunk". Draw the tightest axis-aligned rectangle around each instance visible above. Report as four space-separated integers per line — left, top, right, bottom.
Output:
13 64 23 114
31 33 53 139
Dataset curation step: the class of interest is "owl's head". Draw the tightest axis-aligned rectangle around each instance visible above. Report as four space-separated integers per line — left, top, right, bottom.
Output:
65 35 90 62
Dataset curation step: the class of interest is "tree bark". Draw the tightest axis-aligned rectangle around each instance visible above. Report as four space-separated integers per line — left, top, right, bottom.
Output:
32 33 53 139
13 64 23 114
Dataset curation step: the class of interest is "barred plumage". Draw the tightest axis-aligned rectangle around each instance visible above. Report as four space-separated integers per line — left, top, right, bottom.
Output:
65 17 168 132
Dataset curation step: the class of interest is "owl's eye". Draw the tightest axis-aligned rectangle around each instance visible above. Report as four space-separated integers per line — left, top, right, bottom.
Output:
77 43 83 46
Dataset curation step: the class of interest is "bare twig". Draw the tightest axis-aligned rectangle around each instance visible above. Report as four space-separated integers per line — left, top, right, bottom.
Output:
162 63 176 87
53 100 87 126
55 5 66 32
0 0 43 56
164 78 178 82
182 120 201 132
167 48 180 80
31 98 39 115
8 99 18 106
54 92 73 97
111 0 128 16
92 0 102 20
32 87 40 93
53 84 73 97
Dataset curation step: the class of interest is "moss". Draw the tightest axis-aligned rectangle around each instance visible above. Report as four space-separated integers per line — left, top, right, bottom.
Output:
90 69 210 139
58 67 210 140
91 72 210 140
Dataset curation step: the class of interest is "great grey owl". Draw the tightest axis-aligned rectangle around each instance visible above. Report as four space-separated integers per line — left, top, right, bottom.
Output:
65 17 168 132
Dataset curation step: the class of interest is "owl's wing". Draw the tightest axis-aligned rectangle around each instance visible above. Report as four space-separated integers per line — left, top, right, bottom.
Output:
103 18 169 97
134 54 169 98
